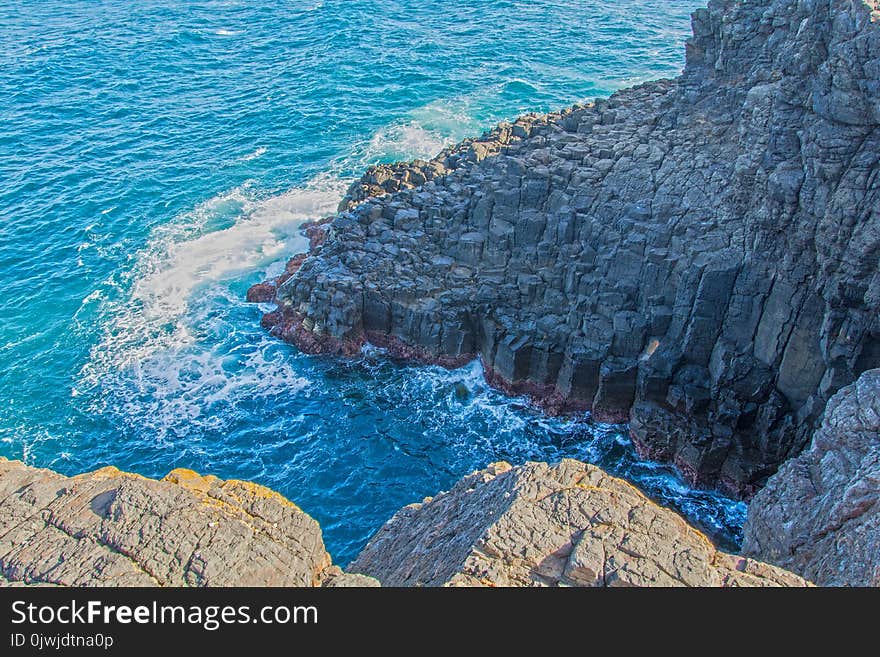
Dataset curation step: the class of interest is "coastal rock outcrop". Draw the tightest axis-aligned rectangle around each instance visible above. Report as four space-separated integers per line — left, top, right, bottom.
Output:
0 459 378 587
256 0 880 498
350 459 810 587
743 369 880 587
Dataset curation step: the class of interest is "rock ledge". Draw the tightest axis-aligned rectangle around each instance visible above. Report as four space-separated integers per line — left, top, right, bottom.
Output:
351 459 810 587
0 458 377 587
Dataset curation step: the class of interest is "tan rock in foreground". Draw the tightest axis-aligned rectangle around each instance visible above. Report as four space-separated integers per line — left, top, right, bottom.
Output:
350 459 810 587
0 458 377 587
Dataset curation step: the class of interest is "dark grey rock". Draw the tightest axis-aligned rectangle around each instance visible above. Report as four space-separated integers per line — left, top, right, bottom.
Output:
268 0 880 497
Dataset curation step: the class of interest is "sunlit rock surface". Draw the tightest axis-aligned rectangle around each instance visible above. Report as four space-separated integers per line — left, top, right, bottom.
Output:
0 458 377 587
351 459 810 587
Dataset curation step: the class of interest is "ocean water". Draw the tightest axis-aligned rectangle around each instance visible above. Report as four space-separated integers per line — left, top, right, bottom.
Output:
0 0 745 566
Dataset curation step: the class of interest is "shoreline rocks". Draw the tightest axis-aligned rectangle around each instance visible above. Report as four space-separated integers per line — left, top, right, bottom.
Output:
350 459 810 587
252 0 880 499
0 458 377 587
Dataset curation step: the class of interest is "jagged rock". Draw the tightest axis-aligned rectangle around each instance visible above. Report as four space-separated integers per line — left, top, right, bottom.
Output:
335 121 538 212
246 282 277 303
258 0 880 497
743 369 880 587
0 459 378 587
350 459 809 587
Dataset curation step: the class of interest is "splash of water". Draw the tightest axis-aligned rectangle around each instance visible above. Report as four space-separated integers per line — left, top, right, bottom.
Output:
82 178 340 365
76 107 471 440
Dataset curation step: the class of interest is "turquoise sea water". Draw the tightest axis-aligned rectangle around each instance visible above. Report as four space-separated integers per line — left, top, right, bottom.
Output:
0 0 745 566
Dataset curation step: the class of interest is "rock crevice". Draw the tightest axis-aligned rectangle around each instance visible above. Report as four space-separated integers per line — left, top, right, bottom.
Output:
1 458 812 587
743 368 880 586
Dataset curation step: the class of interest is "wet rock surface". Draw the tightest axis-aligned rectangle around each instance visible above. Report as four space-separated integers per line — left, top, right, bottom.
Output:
258 0 880 497
350 459 810 587
0 459 378 587
743 369 880 587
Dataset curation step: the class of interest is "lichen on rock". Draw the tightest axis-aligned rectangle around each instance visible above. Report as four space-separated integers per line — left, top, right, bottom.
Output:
0 459 378 587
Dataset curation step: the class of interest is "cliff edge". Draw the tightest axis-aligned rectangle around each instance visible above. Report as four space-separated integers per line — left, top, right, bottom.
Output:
0 459 377 587
0 458 808 587
744 368 880 586
255 0 880 498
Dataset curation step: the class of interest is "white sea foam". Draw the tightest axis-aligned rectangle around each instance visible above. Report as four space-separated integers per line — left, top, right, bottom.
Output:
104 340 311 440
129 186 330 329
238 146 267 162
78 175 346 436
103 175 342 357
355 97 485 165
365 121 449 163
79 289 103 305
79 106 480 437
0 425 53 466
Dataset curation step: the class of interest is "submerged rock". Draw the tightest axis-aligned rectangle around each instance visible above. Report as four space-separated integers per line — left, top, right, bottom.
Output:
453 381 471 401
0 459 378 587
260 0 880 498
350 459 809 587
743 369 880 587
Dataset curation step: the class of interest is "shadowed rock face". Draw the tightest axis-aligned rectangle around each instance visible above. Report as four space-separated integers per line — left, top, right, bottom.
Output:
743 369 880 587
261 0 880 497
0 459 378 587
350 459 810 587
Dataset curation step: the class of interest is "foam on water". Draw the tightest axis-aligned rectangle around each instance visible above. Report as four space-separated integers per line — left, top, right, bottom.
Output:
76 111 462 442
238 146 267 162
353 98 482 165
366 122 449 164
77 178 347 440
83 176 342 367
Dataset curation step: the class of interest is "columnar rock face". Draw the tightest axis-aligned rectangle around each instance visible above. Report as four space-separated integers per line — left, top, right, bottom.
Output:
743 369 880 587
0 459 377 587
350 459 809 587
262 0 880 497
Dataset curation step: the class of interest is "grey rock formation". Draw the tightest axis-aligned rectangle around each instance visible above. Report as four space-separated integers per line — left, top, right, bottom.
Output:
0 459 378 587
743 369 880 587
262 0 880 497
336 119 540 213
350 459 810 587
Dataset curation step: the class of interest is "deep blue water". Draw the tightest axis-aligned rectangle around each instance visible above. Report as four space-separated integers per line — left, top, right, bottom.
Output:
0 0 745 566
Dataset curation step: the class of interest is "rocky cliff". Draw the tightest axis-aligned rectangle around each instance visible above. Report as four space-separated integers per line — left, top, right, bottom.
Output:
743 368 880 586
350 459 810 587
0 459 377 587
255 0 880 498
